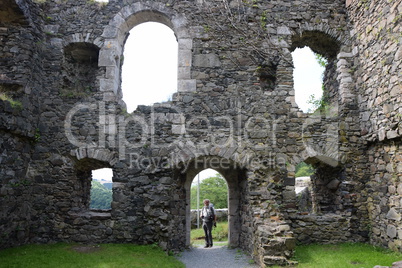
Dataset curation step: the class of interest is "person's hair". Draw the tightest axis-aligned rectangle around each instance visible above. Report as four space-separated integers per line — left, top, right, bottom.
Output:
203 199 210 203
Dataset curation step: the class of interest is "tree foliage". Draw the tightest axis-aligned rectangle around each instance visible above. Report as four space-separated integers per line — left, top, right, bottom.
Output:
90 180 112 209
314 53 328 68
295 162 315 177
190 173 228 209
103 183 112 190
306 53 328 113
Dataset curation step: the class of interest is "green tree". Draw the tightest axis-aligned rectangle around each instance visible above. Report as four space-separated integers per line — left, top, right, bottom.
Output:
191 173 228 209
90 180 112 209
314 53 328 68
307 53 328 113
295 162 315 177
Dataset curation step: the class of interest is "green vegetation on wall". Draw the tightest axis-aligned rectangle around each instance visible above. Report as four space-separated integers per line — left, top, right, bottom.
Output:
0 93 22 110
307 53 329 113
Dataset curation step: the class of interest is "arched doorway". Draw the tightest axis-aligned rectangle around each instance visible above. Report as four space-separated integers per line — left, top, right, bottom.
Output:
190 169 229 246
181 157 247 248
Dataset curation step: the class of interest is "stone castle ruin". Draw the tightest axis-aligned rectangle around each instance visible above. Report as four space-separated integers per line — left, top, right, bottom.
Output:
0 0 401 266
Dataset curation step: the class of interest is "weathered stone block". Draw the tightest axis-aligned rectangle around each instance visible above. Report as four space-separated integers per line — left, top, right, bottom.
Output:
193 54 221 68
277 26 291 35
171 124 185 134
284 177 295 186
397 184 402 195
387 130 398 140
327 179 341 190
387 208 401 221
387 225 397 238
178 79 196 92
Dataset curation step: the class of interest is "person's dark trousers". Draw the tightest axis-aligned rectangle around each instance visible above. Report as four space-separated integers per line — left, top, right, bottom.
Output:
203 221 213 247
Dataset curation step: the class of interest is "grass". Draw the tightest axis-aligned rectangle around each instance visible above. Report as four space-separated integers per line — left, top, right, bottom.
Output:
191 221 229 246
1 240 401 268
0 243 184 268
287 243 402 268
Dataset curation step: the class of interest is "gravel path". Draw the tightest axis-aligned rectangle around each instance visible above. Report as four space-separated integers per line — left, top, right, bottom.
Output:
177 244 259 268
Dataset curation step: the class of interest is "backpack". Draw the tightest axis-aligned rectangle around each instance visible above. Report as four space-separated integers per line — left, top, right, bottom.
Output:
203 206 215 222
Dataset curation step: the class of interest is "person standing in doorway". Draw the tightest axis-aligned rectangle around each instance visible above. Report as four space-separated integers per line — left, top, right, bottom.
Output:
200 199 216 248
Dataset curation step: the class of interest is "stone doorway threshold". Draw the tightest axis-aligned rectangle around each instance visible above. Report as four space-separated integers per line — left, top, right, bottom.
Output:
177 245 258 268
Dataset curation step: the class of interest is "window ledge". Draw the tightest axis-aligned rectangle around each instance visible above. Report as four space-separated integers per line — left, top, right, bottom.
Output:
88 210 111 220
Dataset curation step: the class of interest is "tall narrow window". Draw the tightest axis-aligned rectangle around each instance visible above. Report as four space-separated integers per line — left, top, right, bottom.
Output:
90 168 113 210
122 22 178 112
292 47 326 113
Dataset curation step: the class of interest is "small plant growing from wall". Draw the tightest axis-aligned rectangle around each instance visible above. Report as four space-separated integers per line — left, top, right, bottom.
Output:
0 93 22 110
315 53 328 68
34 128 41 143
260 11 267 28
306 85 329 113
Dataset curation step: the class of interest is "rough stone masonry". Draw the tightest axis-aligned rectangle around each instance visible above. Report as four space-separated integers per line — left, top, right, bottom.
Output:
0 0 401 266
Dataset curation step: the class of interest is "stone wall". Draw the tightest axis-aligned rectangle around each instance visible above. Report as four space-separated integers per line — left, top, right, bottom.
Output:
346 0 402 252
0 0 401 266
290 213 355 244
0 0 47 249
190 208 228 228
367 141 402 251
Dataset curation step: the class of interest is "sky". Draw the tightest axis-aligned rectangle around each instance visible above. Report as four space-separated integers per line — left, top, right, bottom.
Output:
121 22 178 113
93 23 324 182
92 168 113 181
292 47 325 112
191 169 220 185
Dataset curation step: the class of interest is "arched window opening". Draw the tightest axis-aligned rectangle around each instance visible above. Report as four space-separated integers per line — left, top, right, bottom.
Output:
90 168 113 210
122 22 178 113
292 47 327 113
291 31 340 114
190 169 229 247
